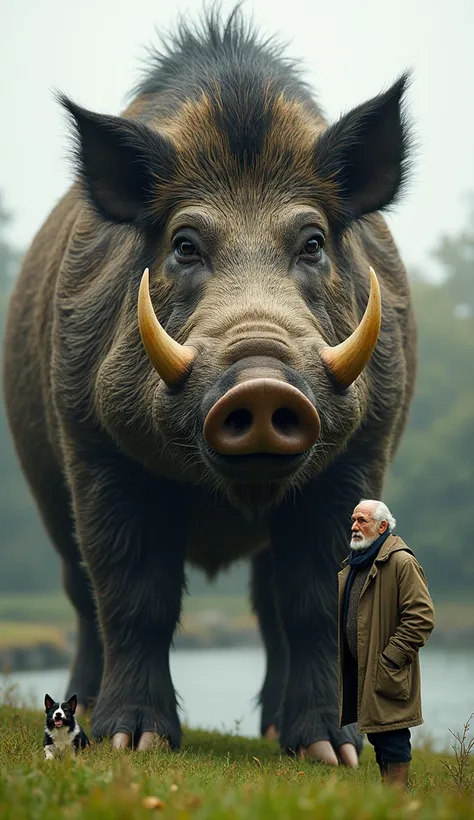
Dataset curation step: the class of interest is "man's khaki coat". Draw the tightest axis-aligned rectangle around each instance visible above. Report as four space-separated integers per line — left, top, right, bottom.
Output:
338 535 435 733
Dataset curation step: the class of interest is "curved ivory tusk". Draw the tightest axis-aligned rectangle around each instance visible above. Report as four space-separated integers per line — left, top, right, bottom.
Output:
321 266 382 389
138 268 195 386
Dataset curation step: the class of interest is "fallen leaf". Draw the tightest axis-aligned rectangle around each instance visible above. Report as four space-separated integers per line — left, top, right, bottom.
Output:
142 796 166 810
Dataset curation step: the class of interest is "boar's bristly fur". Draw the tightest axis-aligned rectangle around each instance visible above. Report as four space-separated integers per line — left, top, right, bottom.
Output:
3 7 416 757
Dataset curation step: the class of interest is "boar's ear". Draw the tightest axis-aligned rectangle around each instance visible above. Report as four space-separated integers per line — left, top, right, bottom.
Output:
59 95 176 227
314 74 411 229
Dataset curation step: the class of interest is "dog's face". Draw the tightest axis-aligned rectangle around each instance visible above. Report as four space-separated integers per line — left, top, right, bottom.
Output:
44 694 77 730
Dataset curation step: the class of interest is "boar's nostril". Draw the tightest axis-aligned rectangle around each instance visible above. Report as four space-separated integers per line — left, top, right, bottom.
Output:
271 407 299 436
224 409 253 436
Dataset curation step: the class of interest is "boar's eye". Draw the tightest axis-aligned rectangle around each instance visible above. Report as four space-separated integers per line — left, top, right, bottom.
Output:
299 233 325 260
173 236 200 262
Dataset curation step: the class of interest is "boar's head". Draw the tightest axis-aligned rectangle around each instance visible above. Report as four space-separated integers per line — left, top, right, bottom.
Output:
60 33 410 518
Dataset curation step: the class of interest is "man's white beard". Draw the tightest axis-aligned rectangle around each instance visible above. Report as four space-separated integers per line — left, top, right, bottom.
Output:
350 532 378 551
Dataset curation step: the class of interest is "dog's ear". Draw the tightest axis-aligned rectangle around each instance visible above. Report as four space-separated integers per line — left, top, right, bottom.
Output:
67 694 77 714
44 694 54 711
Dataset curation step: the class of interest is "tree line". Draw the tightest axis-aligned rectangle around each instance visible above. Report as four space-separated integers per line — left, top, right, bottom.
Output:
1 192 472 596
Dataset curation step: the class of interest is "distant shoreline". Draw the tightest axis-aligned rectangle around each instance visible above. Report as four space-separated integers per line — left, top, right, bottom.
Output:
0 622 262 674
1 591 473 673
1 623 473 674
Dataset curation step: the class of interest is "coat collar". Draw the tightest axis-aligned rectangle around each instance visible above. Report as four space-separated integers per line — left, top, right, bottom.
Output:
339 534 412 570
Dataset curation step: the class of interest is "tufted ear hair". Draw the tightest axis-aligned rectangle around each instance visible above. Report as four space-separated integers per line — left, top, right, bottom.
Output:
59 95 176 228
314 74 412 230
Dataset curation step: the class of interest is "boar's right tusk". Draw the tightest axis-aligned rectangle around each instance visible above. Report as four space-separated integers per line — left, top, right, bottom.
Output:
138 268 195 387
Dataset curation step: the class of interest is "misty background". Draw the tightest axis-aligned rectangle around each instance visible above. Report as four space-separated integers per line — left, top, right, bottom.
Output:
2 0 474 273
0 0 473 741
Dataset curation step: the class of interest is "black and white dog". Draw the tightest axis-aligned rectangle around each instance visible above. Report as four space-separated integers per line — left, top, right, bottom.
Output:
44 694 90 759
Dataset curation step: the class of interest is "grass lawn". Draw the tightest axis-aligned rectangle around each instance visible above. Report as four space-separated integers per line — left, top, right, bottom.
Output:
0 702 473 820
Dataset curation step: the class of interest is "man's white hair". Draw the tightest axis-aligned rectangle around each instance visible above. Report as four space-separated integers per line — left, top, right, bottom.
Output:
359 499 397 532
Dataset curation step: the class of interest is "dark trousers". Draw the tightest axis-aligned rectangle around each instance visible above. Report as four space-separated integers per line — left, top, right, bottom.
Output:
367 728 412 765
342 643 412 764
343 640 411 766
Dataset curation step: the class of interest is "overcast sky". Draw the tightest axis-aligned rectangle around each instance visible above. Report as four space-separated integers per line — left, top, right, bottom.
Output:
2 0 473 276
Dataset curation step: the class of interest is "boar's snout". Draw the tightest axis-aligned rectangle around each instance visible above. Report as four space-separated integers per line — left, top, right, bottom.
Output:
203 378 320 456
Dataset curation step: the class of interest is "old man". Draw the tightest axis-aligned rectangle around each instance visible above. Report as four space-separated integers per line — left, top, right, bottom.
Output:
338 500 435 787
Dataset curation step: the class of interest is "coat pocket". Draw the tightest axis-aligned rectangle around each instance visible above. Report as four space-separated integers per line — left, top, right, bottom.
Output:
375 653 411 701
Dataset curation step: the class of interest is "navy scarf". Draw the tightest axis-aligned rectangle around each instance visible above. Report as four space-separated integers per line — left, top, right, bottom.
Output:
341 529 391 633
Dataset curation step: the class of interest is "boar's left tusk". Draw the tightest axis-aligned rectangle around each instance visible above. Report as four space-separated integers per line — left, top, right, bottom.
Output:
321 266 382 389
138 268 195 387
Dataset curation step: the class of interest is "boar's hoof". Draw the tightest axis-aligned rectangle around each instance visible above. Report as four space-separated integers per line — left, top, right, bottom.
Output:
299 740 339 766
93 700 181 750
111 731 171 751
112 732 132 749
337 743 359 768
298 740 359 768
137 732 170 752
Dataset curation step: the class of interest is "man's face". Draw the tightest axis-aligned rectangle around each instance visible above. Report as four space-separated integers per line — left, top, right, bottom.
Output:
350 503 387 550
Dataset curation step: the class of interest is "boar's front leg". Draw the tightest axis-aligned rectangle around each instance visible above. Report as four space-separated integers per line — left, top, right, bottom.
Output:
270 482 362 767
251 549 289 739
68 451 187 750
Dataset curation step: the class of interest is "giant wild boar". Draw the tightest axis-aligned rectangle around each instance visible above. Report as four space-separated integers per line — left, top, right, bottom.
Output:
3 10 416 761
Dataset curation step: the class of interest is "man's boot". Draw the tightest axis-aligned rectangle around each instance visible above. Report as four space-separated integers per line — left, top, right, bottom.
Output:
384 762 410 789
